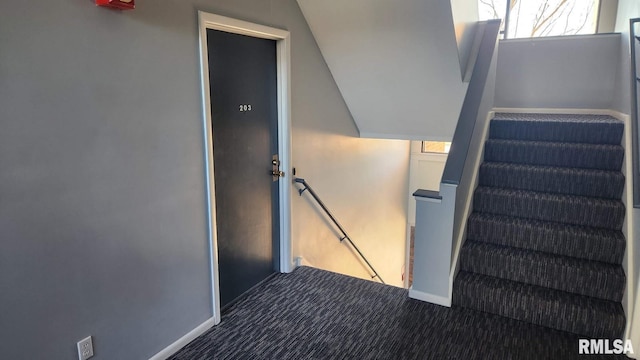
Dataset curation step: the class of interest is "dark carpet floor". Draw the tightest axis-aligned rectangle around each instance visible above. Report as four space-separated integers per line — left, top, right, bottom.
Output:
169 266 628 359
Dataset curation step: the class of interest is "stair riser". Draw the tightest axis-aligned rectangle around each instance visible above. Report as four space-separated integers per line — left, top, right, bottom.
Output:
466 215 625 264
490 120 623 145
473 190 625 230
460 244 625 302
479 164 624 199
453 273 626 339
484 141 624 171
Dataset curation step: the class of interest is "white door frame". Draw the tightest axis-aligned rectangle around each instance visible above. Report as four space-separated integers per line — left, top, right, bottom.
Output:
197 11 293 325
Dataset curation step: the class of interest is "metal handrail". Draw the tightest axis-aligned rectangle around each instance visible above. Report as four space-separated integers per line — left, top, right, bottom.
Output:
294 177 385 284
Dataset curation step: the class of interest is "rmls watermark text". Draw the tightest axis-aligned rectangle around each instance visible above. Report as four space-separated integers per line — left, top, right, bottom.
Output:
579 339 634 355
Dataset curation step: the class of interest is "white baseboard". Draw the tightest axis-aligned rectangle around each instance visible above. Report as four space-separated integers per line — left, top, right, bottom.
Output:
149 318 216 360
492 107 614 115
295 256 317 268
609 111 636 343
408 288 451 307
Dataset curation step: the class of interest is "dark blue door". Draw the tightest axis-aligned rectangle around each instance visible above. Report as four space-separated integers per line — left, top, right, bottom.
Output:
207 29 280 308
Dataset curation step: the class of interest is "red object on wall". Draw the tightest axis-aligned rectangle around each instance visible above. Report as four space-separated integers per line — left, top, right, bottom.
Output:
96 0 135 10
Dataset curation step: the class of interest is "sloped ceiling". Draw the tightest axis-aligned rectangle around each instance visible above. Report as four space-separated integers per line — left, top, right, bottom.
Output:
297 0 468 140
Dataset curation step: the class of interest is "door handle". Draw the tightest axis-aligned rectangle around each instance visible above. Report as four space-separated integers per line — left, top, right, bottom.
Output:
272 155 284 181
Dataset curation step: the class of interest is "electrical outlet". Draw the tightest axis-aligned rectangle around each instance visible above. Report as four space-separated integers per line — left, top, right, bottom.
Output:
77 336 94 360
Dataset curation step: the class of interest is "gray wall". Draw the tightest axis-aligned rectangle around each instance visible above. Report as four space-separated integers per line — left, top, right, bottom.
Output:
597 0 619 33
612 0 640 114
0 0 409 358
495 34 621 110
449 0 480 81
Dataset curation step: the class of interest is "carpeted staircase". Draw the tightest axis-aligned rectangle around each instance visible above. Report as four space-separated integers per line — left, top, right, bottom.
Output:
453 112 627 339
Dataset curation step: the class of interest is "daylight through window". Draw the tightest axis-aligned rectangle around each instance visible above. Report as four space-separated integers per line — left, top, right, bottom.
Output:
421 141 451 154
478 0 601 39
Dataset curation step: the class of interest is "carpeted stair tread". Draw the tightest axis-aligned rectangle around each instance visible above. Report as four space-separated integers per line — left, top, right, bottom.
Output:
484 139 624 171
455 112 627 340
490 113 623 145
453 271 626 338
460 240 625 301
479 162 624 199
466 213 625 264
473 187 625 230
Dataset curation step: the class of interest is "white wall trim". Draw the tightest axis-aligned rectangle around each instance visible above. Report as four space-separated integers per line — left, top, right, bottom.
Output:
149 318 215 360
498 33 620 43
415 196 442 204
198 13 289 40
607 110 635 342
447 110 494 298
197 11 293 325
408 288 452 307
493 107 615 115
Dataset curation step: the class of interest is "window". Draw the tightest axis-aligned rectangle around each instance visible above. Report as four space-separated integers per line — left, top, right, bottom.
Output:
478 0 601 39
421 141 451 154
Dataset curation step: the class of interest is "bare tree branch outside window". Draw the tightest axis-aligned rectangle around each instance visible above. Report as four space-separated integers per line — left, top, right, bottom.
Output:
477 0 599 39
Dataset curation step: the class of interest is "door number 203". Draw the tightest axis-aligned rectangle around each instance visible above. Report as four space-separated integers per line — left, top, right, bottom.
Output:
239 104 252 112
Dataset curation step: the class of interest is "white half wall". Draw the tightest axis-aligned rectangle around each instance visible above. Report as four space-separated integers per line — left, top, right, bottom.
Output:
296 0 467 140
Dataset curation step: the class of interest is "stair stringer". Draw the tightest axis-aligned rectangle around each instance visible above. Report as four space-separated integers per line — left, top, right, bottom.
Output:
492 107 636 344
447 110 494 303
